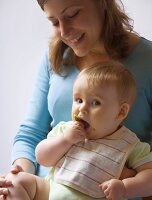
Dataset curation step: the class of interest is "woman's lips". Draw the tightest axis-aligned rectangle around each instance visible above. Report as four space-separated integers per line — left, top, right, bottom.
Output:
66 33 85 46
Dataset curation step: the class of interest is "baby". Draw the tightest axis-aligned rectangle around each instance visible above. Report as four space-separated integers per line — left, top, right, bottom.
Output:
4 61 152 200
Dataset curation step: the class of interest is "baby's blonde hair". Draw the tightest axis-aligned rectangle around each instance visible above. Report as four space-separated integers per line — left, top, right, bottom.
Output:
77 61 137 107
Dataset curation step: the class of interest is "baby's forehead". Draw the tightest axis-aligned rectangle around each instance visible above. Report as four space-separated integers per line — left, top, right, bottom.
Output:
74 77 117 95
75 74 114 87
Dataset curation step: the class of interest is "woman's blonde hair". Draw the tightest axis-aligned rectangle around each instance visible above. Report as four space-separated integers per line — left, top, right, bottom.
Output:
77 61 137 107
37 0 134 74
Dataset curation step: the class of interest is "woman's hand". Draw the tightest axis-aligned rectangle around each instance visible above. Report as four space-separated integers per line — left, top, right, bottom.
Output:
0 176 12 197
9 164 24 174
119 165 136 180
0 164 23 198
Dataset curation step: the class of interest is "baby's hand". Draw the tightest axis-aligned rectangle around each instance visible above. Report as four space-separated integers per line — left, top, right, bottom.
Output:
64 121 86 145
99 179 126 200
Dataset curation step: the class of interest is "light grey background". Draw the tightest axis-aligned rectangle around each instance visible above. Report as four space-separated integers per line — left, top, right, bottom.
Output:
0 0 152 174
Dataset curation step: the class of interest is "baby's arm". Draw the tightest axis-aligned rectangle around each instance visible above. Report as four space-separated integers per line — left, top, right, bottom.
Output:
35 121 86 167
122 162 152 198
100 162 152 200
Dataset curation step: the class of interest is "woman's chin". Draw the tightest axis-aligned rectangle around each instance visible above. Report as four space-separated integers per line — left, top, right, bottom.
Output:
73 48 89 58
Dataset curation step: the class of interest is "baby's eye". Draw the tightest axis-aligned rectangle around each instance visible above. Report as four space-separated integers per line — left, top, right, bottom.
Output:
76 98 83 104
91 100 101 106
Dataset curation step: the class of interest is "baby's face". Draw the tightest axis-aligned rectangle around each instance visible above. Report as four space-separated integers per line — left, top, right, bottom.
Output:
72 76 121 139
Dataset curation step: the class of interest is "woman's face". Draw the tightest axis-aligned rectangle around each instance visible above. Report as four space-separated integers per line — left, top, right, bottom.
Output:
44 0 103 57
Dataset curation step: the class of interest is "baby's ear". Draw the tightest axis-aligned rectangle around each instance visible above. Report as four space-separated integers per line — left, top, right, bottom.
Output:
117 103 130 121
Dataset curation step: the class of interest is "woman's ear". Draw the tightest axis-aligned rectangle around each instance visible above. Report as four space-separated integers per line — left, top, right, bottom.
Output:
116 103 130 121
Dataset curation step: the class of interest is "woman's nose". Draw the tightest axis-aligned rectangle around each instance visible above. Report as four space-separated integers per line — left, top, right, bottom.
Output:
59 20 71 39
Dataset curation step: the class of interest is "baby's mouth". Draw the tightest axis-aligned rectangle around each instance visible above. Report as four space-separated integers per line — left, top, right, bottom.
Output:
74 114 90 130
79 119 90 130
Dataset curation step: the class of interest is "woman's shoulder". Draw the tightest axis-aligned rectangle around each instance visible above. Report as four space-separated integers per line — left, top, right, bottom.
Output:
140 37 152 47
131 37 152 57
138 37 152 53
124 37 152 66
37 49 52 76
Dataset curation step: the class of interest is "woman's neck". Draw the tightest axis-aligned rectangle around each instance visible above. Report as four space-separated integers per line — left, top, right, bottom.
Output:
75 33 140 71
75 51 110 71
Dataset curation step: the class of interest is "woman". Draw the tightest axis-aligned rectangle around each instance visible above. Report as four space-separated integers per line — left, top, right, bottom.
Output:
0 0 152 199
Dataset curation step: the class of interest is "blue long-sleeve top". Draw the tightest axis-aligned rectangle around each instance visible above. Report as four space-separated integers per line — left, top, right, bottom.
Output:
12 37 152 177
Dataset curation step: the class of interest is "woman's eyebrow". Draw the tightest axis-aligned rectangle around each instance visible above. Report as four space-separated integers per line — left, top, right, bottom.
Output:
47 5 79 19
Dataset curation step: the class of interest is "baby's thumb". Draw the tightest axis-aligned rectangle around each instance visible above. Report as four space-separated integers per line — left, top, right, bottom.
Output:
99 181 108 191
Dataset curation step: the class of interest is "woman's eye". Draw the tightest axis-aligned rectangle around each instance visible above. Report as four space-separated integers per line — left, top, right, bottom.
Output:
52 21 59 27
67 10 79 19
92 100 100 106
48 18 59 27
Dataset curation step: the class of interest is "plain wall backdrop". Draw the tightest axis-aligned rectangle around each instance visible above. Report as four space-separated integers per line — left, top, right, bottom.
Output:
0 0 152 174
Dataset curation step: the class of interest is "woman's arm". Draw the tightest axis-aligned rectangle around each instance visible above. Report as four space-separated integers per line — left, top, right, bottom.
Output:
0 51 51 198
119 166 136 180
11 51 52 173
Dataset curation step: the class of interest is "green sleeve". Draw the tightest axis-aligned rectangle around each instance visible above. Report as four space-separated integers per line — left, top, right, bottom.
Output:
127 142 152 169
47 121 72 138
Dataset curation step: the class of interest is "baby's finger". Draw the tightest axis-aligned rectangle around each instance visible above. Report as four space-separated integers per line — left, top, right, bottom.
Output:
0 188 8 195
99 181 109 191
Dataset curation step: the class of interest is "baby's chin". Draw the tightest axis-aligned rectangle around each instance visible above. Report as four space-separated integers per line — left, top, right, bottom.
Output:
85 133 97 140
85 131 104 140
